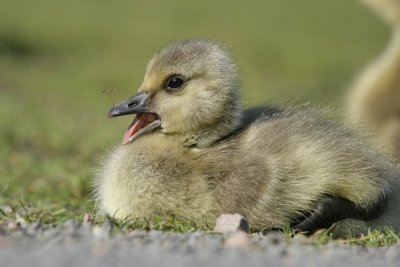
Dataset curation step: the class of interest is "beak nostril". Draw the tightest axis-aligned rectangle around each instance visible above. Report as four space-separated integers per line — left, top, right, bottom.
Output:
110 92 150 118
128 101 138 108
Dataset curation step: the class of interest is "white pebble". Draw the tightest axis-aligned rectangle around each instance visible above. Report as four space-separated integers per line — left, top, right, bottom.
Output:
214 213 249 233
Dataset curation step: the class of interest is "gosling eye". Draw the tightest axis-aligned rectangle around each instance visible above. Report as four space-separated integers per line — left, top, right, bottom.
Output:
165 75 185 92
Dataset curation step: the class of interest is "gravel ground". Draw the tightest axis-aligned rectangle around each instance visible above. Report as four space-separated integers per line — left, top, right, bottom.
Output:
1 219 400 267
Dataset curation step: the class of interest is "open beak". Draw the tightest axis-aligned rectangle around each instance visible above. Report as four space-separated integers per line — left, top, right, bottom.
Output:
108 92 161 145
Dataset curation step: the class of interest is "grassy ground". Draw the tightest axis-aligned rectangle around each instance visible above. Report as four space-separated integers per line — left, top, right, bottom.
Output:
0 0 396 245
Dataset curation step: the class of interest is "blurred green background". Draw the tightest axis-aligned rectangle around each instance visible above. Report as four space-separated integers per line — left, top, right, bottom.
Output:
0 0 390 218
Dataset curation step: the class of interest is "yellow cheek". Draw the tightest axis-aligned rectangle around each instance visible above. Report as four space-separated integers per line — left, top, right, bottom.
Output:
152 94 192 133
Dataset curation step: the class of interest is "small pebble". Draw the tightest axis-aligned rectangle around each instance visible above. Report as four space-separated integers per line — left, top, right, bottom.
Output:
24 221 42 237
64 220 80 231
92 226 110 241
102 218 113 233
387 244 400 262
83 213 93 226
214 214 249 233
0 205 13 213
264 232 285 245
42 227 62 239
127 229 147 238
7 221 21 231
15 214 26 228
224 231 250 248
64 220 82 239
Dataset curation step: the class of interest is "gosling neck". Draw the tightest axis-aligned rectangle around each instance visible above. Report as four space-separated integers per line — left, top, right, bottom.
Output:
182 95 243 149
389 26 400 65
376 26 400 71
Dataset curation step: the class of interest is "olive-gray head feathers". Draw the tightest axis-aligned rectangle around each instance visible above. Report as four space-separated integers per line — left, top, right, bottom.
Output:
140 39 243 147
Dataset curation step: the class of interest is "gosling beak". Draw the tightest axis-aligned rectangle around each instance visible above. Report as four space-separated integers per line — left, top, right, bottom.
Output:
108 92 161 145
108 92 151 118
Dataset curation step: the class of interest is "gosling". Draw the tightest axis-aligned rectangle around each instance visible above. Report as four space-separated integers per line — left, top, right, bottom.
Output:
347 0 400 163
95 39 399 235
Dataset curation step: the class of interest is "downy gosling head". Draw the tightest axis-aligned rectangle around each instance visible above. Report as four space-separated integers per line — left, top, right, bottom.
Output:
109 39 242 148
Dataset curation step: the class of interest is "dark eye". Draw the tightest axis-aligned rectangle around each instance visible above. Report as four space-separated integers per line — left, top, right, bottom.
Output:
166 76 185 91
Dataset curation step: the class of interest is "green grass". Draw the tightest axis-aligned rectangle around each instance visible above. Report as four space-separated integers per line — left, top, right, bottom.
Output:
0 0 397 245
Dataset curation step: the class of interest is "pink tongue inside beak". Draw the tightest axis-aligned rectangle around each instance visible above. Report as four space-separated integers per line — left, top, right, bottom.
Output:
123 113 157 144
